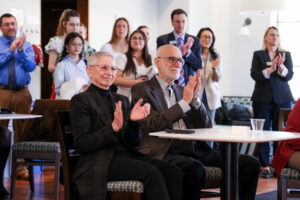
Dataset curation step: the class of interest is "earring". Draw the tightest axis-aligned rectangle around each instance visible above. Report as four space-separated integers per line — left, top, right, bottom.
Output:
66 49 68 53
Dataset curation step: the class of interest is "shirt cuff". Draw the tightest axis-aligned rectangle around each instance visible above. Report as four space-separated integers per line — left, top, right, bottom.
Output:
263 69 270 79
190 97 202 110
178 99 191 113
278 65 288 77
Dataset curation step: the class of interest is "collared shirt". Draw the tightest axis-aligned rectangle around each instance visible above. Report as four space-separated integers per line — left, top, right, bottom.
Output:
53 55 90 95
173 31 191 58
0 36 36 86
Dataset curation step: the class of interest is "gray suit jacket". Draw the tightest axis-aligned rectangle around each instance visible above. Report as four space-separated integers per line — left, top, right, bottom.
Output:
70 84 140 200
157 32 202 84
131 77 212 160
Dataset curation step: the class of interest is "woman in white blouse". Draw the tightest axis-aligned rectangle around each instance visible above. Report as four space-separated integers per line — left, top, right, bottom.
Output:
53 32 90 99
100 17 130 64
114 30 157 100
197 27 223 123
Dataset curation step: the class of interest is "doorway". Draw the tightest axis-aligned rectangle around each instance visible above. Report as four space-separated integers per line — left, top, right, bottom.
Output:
41 0 88 98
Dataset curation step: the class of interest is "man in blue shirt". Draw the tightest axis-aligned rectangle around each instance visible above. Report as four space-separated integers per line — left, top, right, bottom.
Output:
0 13 36 184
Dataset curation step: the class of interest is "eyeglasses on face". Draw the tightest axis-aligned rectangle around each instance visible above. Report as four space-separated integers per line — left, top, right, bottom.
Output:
1 22 17 27
132 36 144 41
157 56 185 66
201 35 212 40
90 65 118 73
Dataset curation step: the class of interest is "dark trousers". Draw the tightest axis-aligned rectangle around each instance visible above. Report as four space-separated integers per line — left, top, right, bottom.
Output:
253 101 292 167
0 126 11 197
107 155 182 200
199 151 260 200
164 154 206 200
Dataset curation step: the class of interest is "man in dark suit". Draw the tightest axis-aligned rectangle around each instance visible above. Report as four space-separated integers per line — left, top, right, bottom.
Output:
131 44 260 200
70 52 182 200
157 8 202 86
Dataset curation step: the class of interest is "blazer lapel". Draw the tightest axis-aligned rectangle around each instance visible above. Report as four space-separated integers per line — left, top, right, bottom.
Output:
168 32 176 46
173 84 183 103
149 77 169 110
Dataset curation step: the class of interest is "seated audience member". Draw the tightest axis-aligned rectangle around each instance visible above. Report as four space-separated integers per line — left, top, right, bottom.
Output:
131 44 260 200
79 23 95 59
70 52 182 200
53 32 90 99
114 30 157 100
272 99 300 176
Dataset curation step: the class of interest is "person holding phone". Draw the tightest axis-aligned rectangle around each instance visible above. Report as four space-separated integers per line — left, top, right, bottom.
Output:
251 26 294 178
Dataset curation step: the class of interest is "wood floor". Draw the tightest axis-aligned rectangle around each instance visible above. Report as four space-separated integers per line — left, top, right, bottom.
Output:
3 167 278 200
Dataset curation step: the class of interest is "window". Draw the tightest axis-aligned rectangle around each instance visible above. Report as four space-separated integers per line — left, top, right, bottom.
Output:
276 12 300 100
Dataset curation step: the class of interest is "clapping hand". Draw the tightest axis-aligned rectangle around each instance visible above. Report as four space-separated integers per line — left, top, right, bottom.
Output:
277 53 285 73
181 37 194 56
130 99 150 121
212 59 219 69
112 101 123 132
17 33 26 51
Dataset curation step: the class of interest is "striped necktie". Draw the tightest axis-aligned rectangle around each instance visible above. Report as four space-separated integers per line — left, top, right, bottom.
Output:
177 38 185 86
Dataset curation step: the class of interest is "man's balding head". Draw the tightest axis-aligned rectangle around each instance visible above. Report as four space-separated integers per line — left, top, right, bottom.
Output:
155 45 183 84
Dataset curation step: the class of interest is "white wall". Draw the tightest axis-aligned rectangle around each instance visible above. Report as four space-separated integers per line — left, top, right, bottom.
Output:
89 0 158 51
0 0 41 101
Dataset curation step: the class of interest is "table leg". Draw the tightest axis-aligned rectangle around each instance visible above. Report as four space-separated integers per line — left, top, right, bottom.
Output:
222 142 231 200
231 143 239 200
221 142 240 200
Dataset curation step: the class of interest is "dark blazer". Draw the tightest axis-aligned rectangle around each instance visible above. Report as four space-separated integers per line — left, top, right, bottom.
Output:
157 32 202 84
70 85 140 200
251 49 294 104
131 77 212 160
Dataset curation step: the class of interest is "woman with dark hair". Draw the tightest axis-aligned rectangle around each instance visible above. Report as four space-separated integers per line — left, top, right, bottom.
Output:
100 17 129 62
53 32 90 99
197 27 222 123
137 25 156 58
114 30 157 100
251 26 294 178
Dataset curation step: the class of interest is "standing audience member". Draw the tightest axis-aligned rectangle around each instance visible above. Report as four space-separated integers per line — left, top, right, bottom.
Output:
272 98 300 176
197 27 222 124
79 23 95 59
70 52 182 200
131 44 260 200
251 26 294 178
157 8 202 86
137 25 156 57
45 9 81 73
0 13 36 179
53 32 90 99
100 17 129 65
114 30 157 100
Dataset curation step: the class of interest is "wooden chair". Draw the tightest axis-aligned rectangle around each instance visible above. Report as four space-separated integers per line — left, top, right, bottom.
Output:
278 108 292 131
10 141 61 200
57 110 143 200
277 108 300 200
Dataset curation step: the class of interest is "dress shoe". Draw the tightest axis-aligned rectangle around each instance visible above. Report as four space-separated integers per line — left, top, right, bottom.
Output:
260 169 270 179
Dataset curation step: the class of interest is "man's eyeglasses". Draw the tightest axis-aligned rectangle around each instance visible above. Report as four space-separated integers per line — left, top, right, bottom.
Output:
90 65 118 73
157 56 185 66
1 22 17 27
